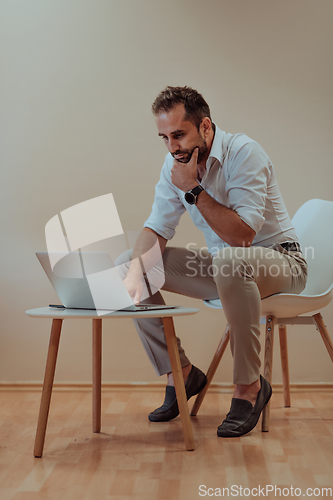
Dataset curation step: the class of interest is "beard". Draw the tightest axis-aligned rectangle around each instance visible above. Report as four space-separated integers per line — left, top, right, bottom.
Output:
171 139 208 164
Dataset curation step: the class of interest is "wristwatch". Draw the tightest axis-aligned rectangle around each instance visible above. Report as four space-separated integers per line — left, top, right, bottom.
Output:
184 185 204 205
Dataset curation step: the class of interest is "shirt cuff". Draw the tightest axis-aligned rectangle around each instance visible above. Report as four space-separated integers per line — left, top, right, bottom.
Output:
236 207 265 234
143 221 175 240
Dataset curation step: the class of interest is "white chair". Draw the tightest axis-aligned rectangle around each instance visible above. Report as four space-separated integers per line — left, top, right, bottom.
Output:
190 199 333 431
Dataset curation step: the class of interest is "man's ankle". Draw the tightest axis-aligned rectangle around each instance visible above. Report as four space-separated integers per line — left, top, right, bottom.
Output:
167 363 192 386
233 378 260 406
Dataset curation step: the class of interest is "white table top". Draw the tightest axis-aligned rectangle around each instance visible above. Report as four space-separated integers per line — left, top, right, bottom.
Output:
25 306 199 320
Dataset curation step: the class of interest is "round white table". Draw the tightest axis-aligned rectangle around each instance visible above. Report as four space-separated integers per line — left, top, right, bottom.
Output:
26 306 199 456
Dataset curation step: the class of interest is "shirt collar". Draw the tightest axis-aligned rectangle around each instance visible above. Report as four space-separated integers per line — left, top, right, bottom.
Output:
206 124 224 170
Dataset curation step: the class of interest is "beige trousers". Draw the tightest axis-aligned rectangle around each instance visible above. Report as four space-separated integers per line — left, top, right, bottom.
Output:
116 245 308 385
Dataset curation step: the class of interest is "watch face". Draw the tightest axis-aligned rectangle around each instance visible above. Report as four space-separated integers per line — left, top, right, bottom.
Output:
185 192 195 205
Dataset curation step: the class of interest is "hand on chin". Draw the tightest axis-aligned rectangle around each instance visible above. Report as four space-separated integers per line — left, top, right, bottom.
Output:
171 148 199 192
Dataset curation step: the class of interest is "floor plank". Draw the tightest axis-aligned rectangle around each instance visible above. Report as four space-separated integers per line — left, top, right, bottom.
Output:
0 389 332 499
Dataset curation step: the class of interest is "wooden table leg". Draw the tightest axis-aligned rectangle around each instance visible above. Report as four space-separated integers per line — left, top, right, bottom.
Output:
162 317 195 451
92 318 102 433
191 326 229 416
34 319 63 457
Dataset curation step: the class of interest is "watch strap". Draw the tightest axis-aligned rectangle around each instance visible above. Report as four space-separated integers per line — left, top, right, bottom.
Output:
190 185 204 197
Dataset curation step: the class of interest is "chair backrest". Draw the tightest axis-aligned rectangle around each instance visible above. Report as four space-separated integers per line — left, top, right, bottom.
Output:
292 199 333 296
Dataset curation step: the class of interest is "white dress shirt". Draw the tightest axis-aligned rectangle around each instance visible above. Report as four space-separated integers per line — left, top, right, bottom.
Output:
144 125 298 256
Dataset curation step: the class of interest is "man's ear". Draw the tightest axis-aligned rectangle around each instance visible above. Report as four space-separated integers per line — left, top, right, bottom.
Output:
200 117 212 138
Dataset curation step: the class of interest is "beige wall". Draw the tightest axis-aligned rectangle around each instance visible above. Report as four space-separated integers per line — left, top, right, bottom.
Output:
1 0 332 385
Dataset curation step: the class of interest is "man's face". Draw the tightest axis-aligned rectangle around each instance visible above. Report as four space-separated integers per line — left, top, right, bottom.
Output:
156 104 209 164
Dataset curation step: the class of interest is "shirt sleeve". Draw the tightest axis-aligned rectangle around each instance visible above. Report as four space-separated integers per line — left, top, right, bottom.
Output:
225 140 271 234
144 156 186 240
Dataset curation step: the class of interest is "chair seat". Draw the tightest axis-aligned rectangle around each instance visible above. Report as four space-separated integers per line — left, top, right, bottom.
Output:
261 287 333 318
204 285 333 318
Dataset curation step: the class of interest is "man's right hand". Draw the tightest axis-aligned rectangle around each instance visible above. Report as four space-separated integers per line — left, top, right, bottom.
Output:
122 267 144 304
120 227 167 304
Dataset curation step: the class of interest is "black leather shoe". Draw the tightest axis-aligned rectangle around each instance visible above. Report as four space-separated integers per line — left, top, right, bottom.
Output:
148 365 207 422
217 375 272 437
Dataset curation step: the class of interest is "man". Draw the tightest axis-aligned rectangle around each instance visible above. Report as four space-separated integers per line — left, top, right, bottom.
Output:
120 86 308 437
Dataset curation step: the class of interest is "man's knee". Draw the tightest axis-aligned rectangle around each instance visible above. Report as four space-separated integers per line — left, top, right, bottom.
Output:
212 247 255 282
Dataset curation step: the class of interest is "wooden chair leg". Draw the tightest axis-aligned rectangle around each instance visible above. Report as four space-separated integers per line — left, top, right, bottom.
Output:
92 319 102 433
34 319 63 457
313 313 333 363
191 326 230 416
162 317 195 451
261 315 275 432
279 325 291 407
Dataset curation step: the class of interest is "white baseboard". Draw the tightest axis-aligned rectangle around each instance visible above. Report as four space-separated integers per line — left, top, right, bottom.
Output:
0 381 332 392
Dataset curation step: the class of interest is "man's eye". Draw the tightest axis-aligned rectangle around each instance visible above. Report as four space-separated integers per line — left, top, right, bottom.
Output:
175 134 183 139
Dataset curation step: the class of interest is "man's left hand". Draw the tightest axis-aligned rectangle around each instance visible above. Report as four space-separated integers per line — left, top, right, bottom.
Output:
171 147 199 192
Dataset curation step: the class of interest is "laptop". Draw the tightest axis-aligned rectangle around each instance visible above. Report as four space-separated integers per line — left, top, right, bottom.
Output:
36 251 175 312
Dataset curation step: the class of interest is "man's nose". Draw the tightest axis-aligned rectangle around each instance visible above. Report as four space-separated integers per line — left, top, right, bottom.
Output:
169 138 179 153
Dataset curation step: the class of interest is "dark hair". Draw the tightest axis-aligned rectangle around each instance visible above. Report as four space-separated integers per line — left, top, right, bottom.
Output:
152 86 212 129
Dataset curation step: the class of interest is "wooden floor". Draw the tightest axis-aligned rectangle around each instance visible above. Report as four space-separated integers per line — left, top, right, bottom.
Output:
0 388 333 500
